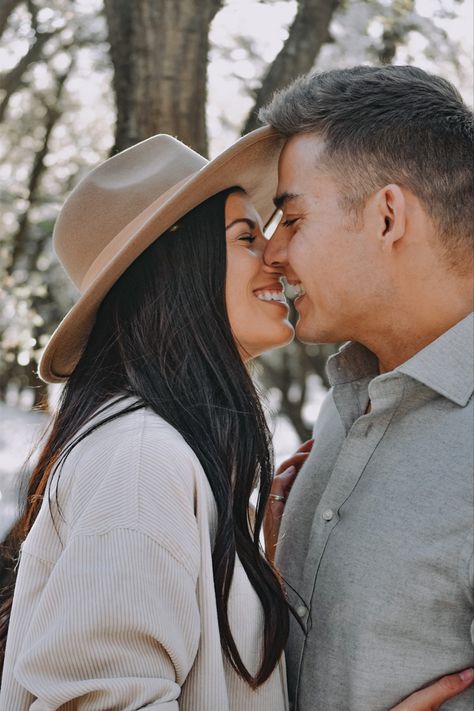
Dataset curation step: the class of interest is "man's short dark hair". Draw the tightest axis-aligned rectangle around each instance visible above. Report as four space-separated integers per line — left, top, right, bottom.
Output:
260 65 473 271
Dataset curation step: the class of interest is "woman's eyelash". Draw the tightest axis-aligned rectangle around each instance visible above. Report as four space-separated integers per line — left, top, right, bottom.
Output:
282 218 298 228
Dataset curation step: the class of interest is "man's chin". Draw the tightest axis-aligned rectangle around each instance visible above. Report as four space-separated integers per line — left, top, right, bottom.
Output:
295 314 334 345
295 318 321 345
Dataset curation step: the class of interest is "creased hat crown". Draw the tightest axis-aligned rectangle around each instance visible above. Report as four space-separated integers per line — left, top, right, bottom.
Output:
54 135 207 289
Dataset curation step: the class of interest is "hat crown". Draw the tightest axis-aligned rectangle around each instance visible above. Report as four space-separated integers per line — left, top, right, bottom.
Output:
54 135 207 288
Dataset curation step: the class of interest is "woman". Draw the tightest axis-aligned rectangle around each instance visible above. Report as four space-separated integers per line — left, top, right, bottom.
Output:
0 130 471 710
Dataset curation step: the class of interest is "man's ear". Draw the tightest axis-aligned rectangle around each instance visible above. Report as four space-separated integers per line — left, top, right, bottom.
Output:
374 184 406 251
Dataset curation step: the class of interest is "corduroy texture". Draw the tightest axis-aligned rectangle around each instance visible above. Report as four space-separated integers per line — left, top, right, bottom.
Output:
0 400 288 710
38 128 285 384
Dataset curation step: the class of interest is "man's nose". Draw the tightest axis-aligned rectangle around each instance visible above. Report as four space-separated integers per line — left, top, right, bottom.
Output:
263 224 289 268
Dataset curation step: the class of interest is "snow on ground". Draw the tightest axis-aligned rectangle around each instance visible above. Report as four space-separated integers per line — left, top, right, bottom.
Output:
0 402 49 540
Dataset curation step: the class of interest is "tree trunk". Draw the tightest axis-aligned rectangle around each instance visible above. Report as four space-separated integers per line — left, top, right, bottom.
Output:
242 0 340 135
104 0 222 156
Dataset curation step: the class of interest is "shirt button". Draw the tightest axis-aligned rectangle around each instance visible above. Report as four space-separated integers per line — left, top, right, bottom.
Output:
296 605 308 618
322 509 334 521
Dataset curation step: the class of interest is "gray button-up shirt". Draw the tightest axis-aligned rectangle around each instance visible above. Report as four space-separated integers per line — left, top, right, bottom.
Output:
278 313 474 711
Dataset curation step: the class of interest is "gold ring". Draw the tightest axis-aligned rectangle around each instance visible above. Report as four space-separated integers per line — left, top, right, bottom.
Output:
269 494 286 503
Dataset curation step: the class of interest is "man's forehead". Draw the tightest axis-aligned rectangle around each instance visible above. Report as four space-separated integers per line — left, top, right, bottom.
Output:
280 132 326 162
275 135 332 207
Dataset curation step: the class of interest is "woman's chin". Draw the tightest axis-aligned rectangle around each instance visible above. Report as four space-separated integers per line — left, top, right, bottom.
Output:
273 321 295 350
241 322 295 360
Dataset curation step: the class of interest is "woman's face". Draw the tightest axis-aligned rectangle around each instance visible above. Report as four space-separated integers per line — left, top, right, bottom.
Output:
225 191 294 359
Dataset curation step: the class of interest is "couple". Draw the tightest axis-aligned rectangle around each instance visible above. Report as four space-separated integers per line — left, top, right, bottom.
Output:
0 65 472 710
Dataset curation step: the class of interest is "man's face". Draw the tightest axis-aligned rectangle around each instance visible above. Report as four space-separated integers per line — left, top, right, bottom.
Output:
265 133 383 344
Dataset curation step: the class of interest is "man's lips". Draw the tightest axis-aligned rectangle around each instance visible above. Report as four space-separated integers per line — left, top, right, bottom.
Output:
285 280 306 300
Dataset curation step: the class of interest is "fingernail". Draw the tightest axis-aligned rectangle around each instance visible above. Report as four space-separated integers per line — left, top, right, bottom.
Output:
459 668 474 681
286 465 296 474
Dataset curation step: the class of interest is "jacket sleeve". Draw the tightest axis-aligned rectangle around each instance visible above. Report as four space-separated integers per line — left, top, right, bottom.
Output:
13 528 201 710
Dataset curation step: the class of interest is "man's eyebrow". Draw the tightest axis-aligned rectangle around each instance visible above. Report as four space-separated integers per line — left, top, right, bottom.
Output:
272 192 302 209
225 218 257 231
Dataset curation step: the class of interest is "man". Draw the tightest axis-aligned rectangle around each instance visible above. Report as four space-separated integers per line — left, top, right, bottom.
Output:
262 66 474 710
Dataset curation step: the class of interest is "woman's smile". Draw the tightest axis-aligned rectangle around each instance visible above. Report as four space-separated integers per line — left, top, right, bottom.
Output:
225 190 294 359
253 281 289 307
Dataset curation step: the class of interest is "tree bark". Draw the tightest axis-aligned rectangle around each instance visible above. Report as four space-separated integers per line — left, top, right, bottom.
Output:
104 0 222 156
242 0 340 135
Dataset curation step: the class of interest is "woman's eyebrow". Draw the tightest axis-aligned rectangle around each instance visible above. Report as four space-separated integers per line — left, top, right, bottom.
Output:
225 218 257 231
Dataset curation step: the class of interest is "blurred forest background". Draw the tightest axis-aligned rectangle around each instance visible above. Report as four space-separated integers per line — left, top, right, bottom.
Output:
0 0 473 533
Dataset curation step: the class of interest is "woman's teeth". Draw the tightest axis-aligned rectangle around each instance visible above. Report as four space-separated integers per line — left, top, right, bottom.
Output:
256 291 287 303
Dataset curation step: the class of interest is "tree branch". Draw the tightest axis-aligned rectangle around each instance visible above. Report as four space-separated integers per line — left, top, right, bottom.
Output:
242 0 340 134
0 28 59 123
8 63 72 273
0 0 22 41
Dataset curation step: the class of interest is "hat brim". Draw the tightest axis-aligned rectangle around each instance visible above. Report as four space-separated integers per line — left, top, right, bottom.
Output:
39 126 285 383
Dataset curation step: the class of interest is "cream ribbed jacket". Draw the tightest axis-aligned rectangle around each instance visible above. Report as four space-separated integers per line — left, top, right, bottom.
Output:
0 398 288 710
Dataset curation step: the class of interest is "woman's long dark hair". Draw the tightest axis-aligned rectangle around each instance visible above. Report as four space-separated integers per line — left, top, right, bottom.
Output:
0 187 290 687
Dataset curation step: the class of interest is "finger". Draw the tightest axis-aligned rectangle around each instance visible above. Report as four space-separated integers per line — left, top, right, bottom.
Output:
272 465 297 493
264 497 287 565
270 468 297 502
275 439 313 474
390 668 474 710
296 438 314 453
276 452 310 476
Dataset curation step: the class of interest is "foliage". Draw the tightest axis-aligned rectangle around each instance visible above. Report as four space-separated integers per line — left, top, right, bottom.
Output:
0 0 471 433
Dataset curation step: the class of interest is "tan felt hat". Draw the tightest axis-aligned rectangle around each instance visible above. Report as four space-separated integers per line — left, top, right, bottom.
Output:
38 126 285 384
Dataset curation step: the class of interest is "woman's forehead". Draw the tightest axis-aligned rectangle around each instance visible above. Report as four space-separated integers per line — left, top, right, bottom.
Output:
225 190 263 229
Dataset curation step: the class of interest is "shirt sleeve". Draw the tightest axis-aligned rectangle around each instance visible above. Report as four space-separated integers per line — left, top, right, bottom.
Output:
13 528 201 710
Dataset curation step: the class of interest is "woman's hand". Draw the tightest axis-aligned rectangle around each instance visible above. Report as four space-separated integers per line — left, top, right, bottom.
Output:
264 439 313 565
389 668 474 710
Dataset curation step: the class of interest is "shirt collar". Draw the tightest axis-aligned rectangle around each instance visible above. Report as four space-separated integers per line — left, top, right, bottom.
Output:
396 312 473 407
327 341 379 386
327 312 474 406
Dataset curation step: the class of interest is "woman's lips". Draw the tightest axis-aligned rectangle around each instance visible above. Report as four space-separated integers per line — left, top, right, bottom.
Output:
255 290 288 305
253 282 288 306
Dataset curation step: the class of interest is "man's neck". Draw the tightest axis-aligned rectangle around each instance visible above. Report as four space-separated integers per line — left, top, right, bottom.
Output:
357 296 473 374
